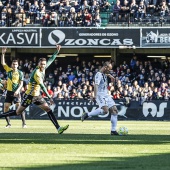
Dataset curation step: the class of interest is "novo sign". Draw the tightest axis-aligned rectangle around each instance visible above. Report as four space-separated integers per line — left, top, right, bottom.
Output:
0 28 40 46
42 28 140 47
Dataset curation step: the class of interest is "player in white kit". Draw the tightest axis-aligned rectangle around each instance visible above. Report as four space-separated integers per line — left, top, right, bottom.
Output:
81 61 119 135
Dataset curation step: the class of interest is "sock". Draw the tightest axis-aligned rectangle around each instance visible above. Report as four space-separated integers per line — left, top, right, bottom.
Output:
5 116 11 125
47 110 60 129
88 108 104 117
21 111 26 125
111 114 118 131
0 110 17 118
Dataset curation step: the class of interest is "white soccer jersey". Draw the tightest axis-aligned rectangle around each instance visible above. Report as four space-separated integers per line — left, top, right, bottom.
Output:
95 72 108 95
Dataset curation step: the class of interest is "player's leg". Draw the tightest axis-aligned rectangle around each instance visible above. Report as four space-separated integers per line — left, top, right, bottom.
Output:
4 102 12 128
3 91 14 127
107 95 119 135
14 93 27 128
33 96 69 134
15 103 27 128
0 105 23 118
81 95 108 121
0 93 29 118
109 106 119 135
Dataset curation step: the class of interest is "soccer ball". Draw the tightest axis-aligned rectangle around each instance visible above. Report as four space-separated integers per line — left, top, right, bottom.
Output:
118 126 128 135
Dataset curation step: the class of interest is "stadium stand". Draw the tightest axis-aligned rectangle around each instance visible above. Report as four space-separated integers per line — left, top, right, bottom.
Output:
1 54 170 103
0 0 170 27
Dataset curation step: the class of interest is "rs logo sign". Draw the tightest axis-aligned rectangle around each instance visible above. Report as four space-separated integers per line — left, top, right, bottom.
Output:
143 102 167 117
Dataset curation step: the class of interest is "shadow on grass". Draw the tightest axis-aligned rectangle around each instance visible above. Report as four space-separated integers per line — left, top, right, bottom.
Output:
0 133 170 145
7 153 170 170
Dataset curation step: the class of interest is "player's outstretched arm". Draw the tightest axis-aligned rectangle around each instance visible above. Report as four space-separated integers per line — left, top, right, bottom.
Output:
40 83 51 99
1 47 7 65
106 74 115 81
46 45 61 69
14 81 23 97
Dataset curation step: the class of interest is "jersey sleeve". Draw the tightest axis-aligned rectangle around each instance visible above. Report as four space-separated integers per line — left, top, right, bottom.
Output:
95 72 102 85
19 71 24 81
3 64 12 72
46 50 59 69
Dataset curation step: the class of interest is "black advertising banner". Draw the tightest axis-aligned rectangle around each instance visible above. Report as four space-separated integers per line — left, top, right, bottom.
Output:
0 98 170 120
142 28 170 47
41 28 140 47
0 28 40 47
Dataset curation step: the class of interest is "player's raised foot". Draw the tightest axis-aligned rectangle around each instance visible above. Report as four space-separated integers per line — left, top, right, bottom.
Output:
58 124 69 134
22 124 27 128
111 131 119 136
4 124 11 128
81 112 88 122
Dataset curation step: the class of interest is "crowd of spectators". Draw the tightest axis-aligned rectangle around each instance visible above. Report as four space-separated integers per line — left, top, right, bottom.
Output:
1 54 170 105
0 0 170 27
0 0 111 27
111 0 170 22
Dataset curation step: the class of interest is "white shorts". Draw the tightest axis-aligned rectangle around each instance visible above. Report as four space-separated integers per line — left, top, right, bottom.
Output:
96 94 115 109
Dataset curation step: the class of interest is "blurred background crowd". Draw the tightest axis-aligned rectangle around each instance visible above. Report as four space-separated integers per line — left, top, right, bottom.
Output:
0 55 170 105
0 0 170 27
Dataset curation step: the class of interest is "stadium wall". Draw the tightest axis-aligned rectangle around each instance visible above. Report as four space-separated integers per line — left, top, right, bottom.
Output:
0 98 169 121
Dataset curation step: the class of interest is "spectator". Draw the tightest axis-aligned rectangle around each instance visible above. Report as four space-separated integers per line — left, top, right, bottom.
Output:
130 0 138 21
160 1 169 17
13 1 22 14
74 1 81 13
113 0 122 21
68 72 76 81
137 0 146 21
46 74 55 85
83 8 92 26
81 0 90 11
24 73 30 85
75 11 83 26
121 0 130 21
94 14 101 27
42 85 54 98
15 8 26 26
138 68 147 87
66 7 77 26
29 0 39 23
53 86 62 98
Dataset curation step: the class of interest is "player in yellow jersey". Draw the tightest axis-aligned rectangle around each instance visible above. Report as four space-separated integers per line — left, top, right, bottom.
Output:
1 47 27 128
0 45 69 134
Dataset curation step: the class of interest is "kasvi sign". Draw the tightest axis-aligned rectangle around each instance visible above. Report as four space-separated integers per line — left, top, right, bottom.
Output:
0 28 40 46
41 28 140 47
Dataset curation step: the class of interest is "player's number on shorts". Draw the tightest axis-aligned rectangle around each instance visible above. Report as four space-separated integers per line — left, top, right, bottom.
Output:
103 98 107 104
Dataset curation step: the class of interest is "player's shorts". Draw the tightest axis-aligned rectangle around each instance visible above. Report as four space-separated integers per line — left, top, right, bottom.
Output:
5 91 21 104
96 94 115 109
21 93 46 107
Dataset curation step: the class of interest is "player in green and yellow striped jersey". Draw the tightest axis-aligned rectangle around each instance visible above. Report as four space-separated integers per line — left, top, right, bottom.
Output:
0 45 69 134
1 47 27 128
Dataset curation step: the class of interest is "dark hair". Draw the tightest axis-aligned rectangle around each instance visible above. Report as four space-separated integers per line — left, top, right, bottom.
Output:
39 58 47 62
103 61 111 67
12 59 18 63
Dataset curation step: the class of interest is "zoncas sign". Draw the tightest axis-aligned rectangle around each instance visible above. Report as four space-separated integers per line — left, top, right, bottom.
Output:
64 39 133 46
42 28 140 47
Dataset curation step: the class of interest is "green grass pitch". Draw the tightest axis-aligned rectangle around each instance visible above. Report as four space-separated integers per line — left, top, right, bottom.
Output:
0 120 170 170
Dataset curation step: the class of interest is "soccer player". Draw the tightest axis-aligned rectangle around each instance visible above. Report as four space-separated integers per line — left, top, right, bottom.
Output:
1 48 27 128
0 45 69 134
81 61 119 135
